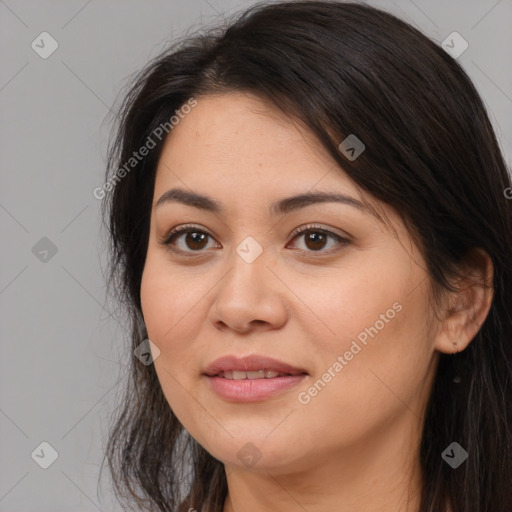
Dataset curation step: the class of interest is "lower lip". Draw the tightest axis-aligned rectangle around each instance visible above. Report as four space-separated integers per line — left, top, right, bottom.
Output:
204 374 307 402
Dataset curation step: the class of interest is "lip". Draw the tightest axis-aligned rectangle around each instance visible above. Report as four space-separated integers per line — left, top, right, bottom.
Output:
203 354 307 376
203 355 308 402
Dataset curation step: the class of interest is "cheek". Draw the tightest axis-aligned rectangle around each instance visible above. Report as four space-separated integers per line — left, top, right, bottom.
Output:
139 253 214 377
140 259 198 405
140 260 212 441
140 251 200 348
291 269 433 435
140 267 173 344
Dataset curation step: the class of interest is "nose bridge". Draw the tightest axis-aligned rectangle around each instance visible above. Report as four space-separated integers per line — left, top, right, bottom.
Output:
224 234 269 295
210 235 286 331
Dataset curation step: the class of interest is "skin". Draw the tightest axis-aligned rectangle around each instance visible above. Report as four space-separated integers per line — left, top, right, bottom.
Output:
140 92 493 512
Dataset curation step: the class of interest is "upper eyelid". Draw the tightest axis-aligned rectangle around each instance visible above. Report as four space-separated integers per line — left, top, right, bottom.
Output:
289 223 349 240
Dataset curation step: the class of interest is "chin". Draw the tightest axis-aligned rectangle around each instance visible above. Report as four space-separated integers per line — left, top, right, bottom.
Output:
198 430 305 472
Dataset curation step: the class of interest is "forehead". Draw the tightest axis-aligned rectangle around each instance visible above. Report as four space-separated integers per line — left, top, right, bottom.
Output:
154 92 361 200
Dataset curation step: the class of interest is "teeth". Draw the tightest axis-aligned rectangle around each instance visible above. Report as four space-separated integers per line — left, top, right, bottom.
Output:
220 370 288 380
246 370 265 379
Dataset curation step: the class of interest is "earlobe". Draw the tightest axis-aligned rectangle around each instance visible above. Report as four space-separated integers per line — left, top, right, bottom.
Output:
434 248 494 355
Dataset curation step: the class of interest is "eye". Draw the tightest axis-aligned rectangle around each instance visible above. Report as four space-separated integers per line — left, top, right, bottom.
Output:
287 223 350 255
161 224 218 256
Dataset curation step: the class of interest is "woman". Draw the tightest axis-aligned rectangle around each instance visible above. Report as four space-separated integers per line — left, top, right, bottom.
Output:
100 2 512 511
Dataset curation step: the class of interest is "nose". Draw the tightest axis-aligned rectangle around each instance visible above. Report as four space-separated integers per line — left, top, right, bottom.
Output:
207 250 288 334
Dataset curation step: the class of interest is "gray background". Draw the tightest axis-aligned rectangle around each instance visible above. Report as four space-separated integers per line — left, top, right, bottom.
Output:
1 0 511 510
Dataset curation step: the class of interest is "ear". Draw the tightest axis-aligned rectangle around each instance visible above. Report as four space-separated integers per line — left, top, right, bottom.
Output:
434 248 494 354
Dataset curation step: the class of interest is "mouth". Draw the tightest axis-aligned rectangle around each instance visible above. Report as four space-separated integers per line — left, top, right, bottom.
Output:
214 369 303 380
203 355 308 402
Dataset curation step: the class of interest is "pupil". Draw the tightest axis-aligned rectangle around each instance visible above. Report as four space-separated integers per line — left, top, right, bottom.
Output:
306 232 326 250
187 232 207 250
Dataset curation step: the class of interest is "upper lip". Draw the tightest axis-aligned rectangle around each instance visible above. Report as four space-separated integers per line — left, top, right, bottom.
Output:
203 355 308 376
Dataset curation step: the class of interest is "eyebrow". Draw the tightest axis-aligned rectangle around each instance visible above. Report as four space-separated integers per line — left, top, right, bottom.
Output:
155 187 367 215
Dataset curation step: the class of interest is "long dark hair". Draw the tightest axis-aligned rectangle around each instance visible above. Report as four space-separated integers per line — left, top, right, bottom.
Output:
99 2 512 511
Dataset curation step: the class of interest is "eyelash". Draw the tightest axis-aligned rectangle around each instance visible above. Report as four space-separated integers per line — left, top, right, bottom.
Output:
160 223 351 258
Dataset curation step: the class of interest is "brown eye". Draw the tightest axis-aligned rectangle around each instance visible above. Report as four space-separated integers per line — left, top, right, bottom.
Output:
303 232 328 251
162 226 218 255
288 225 350 255
182 231 209 250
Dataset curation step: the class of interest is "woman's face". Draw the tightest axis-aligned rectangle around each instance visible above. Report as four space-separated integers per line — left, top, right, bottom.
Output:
140 91 441 474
